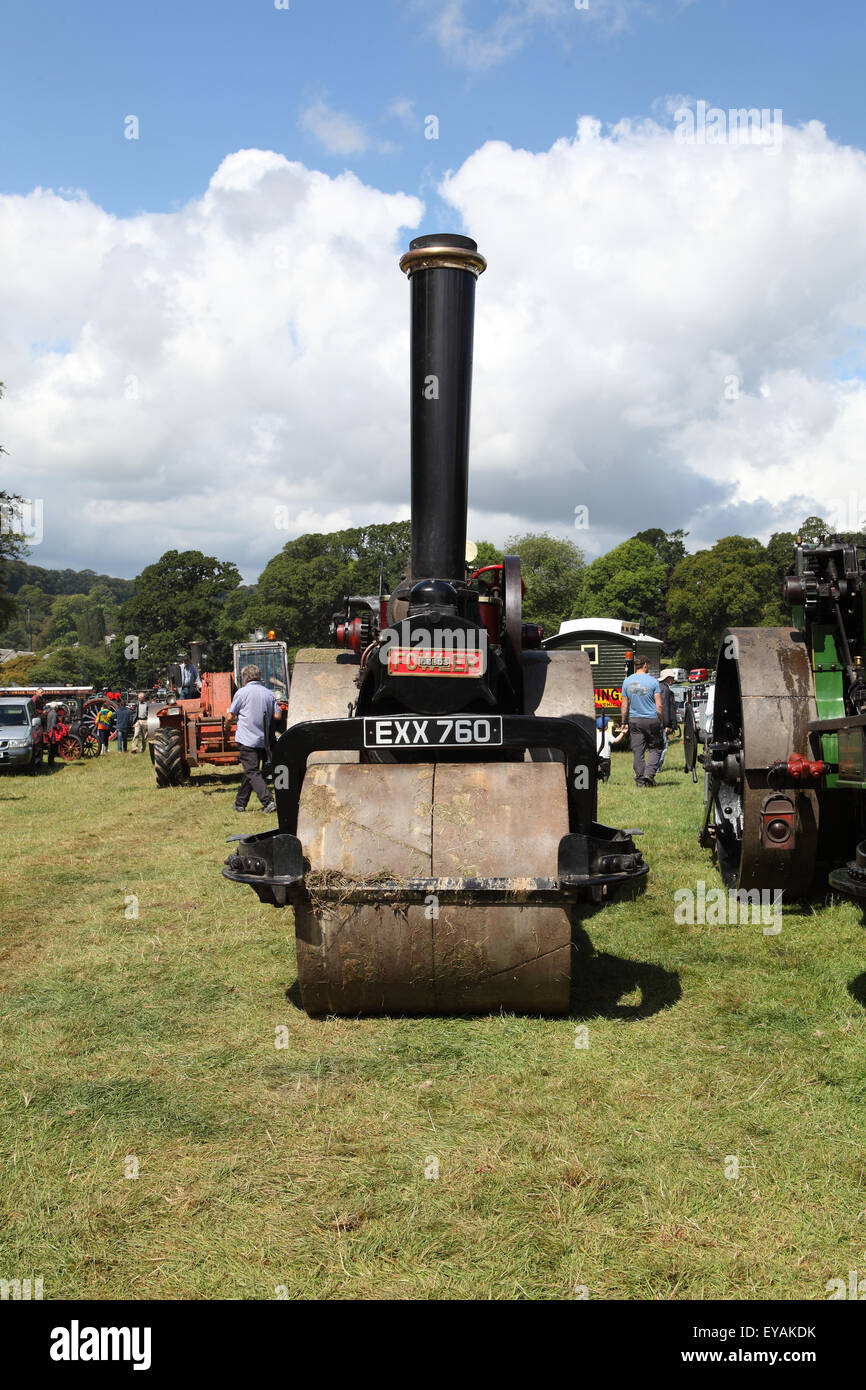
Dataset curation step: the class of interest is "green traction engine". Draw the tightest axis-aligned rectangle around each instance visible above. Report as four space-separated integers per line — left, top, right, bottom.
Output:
696 536 866 899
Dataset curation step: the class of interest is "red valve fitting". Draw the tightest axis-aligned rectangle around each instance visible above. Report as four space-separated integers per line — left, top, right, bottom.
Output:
769 753 824 784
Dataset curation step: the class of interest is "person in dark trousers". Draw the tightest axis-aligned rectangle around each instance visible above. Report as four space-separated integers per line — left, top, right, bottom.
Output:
114 701 134 752
45 703 60 765
620 657 664 787
95 701 115 755
228 664 277 813
179 654 199 699
656 669 680 772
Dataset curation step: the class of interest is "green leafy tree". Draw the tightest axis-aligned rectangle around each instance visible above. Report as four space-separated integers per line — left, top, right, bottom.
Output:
348 521 412 594
630 527 689 643
502 532 585 638
798 515 830 544
633 527 688 574
119 550 242 672
578 538 667 629
2 644 108 686
0 652 41 684
667 536 777 665
760 530 798 624
2 559 135 602
765 530 797 581
231 523 412 651
0 510 29 625
43 594 88 644
216 584 260 646
470 540 504 571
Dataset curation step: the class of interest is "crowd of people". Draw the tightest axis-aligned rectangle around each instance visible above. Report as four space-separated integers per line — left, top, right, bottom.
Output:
29 650 203 761
29 653 680 795
28 658 278 815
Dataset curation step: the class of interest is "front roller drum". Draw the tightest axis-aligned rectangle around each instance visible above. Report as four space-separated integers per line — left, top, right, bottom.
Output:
294 761 573 1016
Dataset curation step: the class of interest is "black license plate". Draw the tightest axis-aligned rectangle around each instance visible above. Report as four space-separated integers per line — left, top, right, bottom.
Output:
363 715 503 748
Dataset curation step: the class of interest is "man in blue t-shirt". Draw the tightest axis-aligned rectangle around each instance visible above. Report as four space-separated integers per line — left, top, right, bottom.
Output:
620 658 664 787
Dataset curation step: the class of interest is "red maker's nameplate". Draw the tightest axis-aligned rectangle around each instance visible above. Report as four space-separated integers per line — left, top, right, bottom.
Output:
388 648 483 677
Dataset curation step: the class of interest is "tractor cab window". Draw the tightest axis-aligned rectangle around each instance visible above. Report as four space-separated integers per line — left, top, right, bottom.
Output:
234 646 289 701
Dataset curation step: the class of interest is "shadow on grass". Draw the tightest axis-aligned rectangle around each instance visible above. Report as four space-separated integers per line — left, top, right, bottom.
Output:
570 924 681 1021
847 972 866 1010
192 772 243 787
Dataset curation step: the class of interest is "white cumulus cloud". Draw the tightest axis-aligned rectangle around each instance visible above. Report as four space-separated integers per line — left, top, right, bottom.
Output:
2 114 866 586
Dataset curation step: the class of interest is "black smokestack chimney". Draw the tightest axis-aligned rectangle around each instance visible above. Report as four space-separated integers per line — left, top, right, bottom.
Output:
399 233 486 583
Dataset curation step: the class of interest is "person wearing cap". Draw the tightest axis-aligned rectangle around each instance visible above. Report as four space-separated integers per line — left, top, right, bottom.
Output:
657 669 680 772
596 713 628 782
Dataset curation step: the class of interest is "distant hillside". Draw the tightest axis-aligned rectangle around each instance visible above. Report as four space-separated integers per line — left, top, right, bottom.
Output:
4 560 135 604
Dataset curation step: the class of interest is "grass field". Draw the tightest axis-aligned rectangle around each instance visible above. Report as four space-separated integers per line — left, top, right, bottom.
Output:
2 744 866 1301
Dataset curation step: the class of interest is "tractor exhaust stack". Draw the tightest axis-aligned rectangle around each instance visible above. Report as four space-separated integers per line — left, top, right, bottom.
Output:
399 234 486 583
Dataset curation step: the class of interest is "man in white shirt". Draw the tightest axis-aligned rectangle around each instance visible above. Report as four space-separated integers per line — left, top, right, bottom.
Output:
131 692 151 753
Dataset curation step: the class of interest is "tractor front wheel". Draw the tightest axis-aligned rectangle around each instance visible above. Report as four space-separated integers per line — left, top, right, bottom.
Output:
154 729 189 788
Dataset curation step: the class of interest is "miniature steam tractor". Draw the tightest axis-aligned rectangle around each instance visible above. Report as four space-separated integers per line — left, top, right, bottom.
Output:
695 536 866 899
222 234 648 1016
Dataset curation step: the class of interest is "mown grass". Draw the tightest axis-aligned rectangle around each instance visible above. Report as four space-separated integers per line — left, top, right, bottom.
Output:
1 747 865 1300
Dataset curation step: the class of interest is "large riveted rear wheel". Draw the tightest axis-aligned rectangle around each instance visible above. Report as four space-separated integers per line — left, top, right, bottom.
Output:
154 729 189 787
706 628 818 895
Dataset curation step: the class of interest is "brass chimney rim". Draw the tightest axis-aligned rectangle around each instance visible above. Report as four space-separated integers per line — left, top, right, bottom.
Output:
399 242 487 278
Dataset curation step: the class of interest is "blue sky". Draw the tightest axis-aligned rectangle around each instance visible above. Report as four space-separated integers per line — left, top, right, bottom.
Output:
3 0 864 224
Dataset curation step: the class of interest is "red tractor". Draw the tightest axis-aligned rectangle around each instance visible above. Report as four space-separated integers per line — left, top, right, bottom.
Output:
151 638 290 787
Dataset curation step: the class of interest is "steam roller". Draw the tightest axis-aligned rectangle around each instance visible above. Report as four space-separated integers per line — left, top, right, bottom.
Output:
222 233 648 1015
695 536 866 900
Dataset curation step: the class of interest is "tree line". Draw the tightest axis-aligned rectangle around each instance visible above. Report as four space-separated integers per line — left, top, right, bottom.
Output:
0 514 853 688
